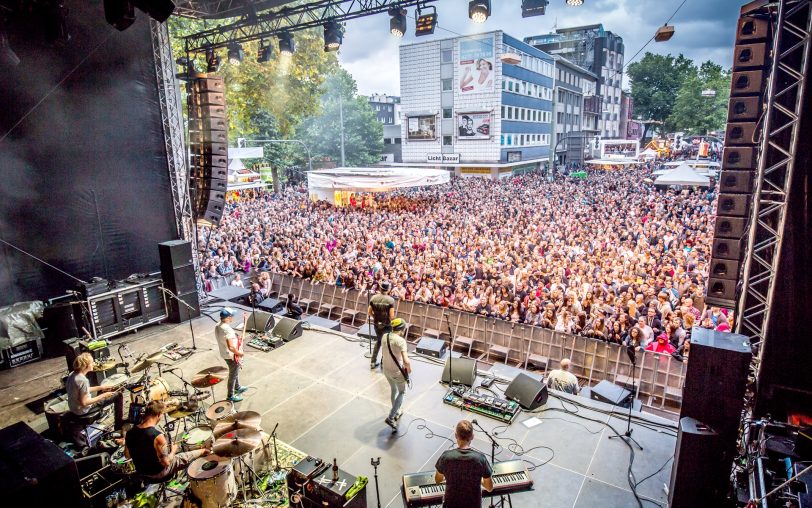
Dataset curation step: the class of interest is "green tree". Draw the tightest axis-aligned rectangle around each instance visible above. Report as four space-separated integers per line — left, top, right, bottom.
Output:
297 69 383 167
669 61 731 135
627 52 695 140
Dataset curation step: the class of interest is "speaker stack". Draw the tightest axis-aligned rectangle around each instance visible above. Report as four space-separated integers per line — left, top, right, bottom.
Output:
189 76 228 226
704 9 770 309
159 240 201 323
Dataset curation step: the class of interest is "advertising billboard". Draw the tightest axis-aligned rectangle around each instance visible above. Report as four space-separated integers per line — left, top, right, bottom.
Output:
456 112 491 139
458 34 495 95
407 115 437 140
600 140 640 159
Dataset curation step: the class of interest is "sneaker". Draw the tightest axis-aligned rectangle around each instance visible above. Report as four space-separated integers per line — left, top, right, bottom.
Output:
235 386 249 394
394 410 403 421
370 361 380 370
384 417 397 430
228 395 244 402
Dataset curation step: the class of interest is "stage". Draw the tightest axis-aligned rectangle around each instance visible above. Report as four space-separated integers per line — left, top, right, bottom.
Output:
0 309 676 507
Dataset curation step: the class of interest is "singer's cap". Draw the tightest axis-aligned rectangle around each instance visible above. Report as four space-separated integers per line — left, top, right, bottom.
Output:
220 307 235 319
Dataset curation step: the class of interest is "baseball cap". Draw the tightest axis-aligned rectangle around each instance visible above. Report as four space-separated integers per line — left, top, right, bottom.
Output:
220 308 235 319
391 318 407 331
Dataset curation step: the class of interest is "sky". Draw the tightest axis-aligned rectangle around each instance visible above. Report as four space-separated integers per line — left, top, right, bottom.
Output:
335 0 742 96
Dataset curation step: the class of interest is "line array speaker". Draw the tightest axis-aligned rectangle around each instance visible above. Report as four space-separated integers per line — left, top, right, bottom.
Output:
189 75 227 227
158 240 200 323
705 4 770 308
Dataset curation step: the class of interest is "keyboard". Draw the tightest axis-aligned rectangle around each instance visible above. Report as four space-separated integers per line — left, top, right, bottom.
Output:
402 459 533 507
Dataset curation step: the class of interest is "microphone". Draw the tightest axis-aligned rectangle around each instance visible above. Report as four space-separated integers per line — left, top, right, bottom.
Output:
472 419 478 426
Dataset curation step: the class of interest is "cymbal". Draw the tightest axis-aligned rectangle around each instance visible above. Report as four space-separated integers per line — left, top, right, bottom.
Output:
191 366 229 388
213 411 261 437
93 360 118 371
189 391 212 402
212 429 262 457
130 359 154 373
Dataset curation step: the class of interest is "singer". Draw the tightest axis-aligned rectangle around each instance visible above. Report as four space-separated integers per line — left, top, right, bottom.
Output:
434 420 493 508
368 281 396 369
215 308 247 402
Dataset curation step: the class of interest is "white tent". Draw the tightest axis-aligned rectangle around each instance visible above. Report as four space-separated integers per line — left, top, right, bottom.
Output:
307 167 450 204
654 163 711 187
639 148 658 159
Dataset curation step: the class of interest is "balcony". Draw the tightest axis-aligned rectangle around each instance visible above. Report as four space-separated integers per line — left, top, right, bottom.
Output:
583 95 602 115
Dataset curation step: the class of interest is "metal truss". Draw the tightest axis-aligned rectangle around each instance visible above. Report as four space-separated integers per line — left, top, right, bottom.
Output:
736 0 812 365
184 0 436 52
174 0 296 20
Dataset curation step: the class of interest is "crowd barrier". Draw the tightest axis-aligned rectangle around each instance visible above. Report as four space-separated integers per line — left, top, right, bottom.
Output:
250 272 686 414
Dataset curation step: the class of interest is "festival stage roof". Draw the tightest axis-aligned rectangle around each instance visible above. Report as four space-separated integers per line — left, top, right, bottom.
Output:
307 167 450 193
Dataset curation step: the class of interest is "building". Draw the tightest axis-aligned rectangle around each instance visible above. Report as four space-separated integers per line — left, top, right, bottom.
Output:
552 57 598 165
368 94 402 162
398 31 555 178
620 91 641 140
525 25 625 139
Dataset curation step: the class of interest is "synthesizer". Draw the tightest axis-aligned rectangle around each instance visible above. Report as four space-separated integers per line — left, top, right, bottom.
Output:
402 459 533 507
443 388 521 423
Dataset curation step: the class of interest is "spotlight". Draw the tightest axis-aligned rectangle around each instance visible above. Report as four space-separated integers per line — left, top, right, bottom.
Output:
257 41 272 63
278 31 295 55
323 20 342 52
205 47 221 72
0 25 20 67
389 7 406 38
227 42 244 65
521 0 549 17
469 0 490 23
132 0 175 23
104 0 136 31
565 0 584 5
415 5 437 36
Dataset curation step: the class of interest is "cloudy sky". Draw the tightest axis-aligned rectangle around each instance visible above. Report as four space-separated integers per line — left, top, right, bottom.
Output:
335 0 741 96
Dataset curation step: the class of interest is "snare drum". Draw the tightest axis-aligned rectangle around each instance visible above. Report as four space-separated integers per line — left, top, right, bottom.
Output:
130 377 171 405
110 447 134 475
205 400 234 427
181 425 214 453
188 455 236 508
101 373 128 390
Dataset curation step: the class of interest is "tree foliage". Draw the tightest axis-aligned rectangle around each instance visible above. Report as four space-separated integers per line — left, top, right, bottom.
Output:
669 61 731 135
296 68 383 167
627 52 695 138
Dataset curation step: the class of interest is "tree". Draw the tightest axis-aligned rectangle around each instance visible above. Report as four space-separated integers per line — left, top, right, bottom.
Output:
297 69 383 167
669 61 731 135
627 52 695 140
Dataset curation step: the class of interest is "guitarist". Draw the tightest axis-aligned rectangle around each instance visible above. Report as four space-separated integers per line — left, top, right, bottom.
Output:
216 308 248 403
383 318 411 431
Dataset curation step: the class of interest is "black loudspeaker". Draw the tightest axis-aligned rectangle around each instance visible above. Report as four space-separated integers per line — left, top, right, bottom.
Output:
725 122 758 145
705 279 737 303
246 311 275 333
159 239 193 268
681 328 751 447
165 292 201 323
190 77 226 94
733 42 767 69
714 216 747 239
709 259 740 280
104 0 135 31
441 357 477 387
191 142 227 157
669 417 727 508
132 0 175 22
731 69 765 95
189 104 226 119
42 302 80 342
717 193 750 217
189 75 227 227
504 373 548 410
719 171 754 194
723 146 756 169
0 422 84 508
589 379 632 408
163 264 197 295
272 316 303 342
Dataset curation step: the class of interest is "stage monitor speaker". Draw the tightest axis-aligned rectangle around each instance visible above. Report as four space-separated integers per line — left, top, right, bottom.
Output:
166 291 201 323
681 328 751 445
0 422 84 508
272 316 303 342
159 240 193 269
589 379 632 408
712 238 742 261
504 373 548 410
246 310 275 334
669 417 727 508
441 357 477 387
714 216 747 240
719 171 754 194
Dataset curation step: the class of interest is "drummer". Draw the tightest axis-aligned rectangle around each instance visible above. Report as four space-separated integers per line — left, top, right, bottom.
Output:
125 401 209 481
64 352 124 447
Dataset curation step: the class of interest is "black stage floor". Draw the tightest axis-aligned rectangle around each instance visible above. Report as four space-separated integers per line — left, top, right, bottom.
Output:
0 308 676 507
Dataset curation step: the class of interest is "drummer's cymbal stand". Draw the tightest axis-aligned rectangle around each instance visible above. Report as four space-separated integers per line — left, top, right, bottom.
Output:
236 450 264 502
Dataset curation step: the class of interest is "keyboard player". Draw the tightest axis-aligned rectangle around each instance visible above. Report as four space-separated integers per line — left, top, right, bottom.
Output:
434 420 493 507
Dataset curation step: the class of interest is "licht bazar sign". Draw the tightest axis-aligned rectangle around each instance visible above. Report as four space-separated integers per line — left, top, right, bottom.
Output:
427 153 460 164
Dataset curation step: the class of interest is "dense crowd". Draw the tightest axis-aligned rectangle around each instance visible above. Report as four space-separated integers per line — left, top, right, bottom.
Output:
199 166 732 358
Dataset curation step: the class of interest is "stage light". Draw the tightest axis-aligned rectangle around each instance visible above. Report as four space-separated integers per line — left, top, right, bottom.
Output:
389 7 406 38
0 25 20 67
655 24 675 42
227 42 244 65
469 0 490 23
323 20 342 52
257 41 272 63
415 6 437 36
565 0 584 6
278 31 295 55
205 47 221 72
132 0 175 23
521 0 549 17
104 0 136 31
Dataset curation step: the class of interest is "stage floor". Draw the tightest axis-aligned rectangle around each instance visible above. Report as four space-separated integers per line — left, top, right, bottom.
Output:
0 309 676 507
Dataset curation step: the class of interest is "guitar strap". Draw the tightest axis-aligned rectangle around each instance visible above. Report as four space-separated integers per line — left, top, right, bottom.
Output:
385 332 409 382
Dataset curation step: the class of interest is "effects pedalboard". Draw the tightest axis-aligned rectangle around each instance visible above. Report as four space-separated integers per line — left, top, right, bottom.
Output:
246 333 283 352
443 386 521 423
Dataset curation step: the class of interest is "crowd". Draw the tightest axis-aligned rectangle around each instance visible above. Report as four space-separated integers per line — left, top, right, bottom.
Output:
199 166 731 359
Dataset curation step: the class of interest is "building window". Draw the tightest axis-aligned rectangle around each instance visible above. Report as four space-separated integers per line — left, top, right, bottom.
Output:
520 109 525 121
507 108 513 120
441 49 452 63
501 106 505 118
442 108 452 119
395 138 401 144
443 135 452 146
442 79 452 91
384 138 391 145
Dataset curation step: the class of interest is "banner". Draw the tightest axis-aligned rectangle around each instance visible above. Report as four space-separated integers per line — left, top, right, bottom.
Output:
458 34 494 95
600 140 639 159
456 112 491 139
407 115 437 140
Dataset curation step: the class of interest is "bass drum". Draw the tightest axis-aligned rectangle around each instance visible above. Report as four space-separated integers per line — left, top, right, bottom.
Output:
129 377 171 405
188 455 236 508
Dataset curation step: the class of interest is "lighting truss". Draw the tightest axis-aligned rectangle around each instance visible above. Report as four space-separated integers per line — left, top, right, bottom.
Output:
174 0 295 20
736 0 812 365
184 0 437 53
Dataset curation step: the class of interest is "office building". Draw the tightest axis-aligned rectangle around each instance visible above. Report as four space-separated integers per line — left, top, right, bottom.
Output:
552 56 598 165
368 94 403 162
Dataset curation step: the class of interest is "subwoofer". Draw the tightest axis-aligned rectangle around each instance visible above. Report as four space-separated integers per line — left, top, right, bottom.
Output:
441 357 477 387
504 373 548 410
272 316 303 342
669 417 726 508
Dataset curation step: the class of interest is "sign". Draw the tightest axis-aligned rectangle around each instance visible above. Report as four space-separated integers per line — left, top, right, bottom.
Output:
507 151 522 163
600 140 639 159
407 115 436 140
457 112 491 139
460 167 491 174
427 153 460 164
458 34 494 95
380 153 395 162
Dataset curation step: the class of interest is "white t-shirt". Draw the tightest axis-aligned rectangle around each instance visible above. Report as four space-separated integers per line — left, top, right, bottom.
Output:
382 332 408 381
215 321 238 360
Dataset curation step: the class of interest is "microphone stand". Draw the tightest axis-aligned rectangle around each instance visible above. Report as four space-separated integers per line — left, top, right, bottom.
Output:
444 314 458 394
158 285 210 352
472 419 504 508
370 457 382 508
609 346 643 450
364 285 373 359
270 422 281 472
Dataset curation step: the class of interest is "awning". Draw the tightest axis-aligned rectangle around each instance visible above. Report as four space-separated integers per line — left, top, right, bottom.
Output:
654 163 711 187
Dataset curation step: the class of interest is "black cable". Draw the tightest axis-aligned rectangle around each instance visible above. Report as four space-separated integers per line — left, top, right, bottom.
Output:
635 455 673 488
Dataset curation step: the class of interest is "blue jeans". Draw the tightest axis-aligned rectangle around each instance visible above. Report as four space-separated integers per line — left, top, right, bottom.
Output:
386 375 407 420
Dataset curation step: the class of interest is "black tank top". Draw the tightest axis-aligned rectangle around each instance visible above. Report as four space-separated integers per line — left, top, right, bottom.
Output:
370 294 394 325
125 425 164 476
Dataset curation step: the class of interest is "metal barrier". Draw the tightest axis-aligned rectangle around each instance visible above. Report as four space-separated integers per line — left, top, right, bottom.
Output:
260 272 686 413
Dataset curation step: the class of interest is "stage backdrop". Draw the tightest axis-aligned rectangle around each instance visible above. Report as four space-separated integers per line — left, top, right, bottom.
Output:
0 1 178 307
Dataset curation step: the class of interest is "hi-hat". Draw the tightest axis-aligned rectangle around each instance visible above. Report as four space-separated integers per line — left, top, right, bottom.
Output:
93 359 118 371
192 366 229 388
213 411 261 437
189 391 212 402
212 429 262 457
